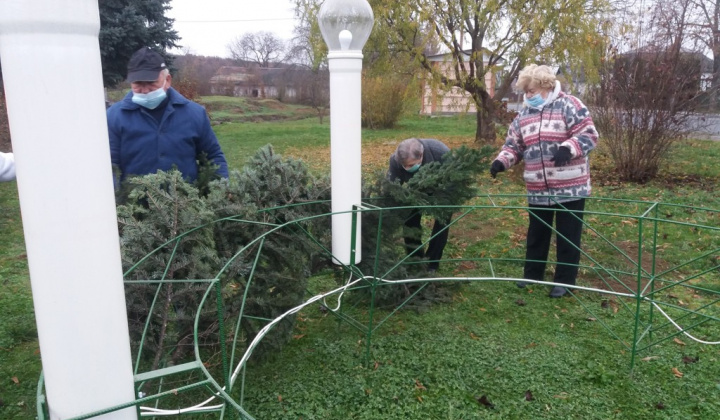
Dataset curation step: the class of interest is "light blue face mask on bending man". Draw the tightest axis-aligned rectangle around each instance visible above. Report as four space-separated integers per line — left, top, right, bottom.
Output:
406 163 421 173
132 81 167 109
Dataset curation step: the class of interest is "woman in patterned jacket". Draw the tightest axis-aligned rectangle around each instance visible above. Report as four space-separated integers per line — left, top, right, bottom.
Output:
489 64 599 298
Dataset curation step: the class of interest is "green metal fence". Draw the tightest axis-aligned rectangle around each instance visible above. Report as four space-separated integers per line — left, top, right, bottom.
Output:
37 195 720 419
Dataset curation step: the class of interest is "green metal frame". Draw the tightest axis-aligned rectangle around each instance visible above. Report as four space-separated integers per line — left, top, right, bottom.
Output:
36 195 720 419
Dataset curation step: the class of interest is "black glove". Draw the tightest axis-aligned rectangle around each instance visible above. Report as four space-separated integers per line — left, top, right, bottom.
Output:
490 160 505 178
550 146 572 167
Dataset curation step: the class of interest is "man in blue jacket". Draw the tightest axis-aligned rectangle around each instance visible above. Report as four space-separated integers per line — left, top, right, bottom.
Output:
107 47 228 186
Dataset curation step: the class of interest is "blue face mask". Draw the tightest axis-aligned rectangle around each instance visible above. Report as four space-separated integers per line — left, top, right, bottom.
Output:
132 82 167 109
405 163 421 173
525 93 545 108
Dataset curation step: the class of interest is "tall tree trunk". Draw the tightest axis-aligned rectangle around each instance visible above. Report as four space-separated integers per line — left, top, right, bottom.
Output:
713 44 720 110
713 0 720 110
474 90 496 143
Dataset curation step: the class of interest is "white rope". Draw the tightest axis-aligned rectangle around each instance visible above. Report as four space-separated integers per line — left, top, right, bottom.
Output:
138 275 719 415
650 301 720 345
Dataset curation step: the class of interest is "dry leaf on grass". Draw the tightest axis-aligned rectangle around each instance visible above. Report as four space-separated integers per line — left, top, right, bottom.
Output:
476 395 495 408
682 355 699 364
671 367 684 378
673 338 686 346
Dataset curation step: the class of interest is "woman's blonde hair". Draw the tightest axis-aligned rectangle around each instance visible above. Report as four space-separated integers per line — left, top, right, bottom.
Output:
515 64 556 92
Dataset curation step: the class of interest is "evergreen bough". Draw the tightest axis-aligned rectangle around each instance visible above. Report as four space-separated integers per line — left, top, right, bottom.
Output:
357 145 494 308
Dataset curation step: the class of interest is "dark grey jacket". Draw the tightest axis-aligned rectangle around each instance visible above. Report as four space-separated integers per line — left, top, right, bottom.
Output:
387 138 450 183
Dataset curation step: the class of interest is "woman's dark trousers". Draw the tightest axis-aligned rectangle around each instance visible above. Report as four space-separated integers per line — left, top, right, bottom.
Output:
523 199 585 285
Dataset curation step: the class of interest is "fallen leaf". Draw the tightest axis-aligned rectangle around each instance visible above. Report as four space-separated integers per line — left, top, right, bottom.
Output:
553 392 569 399
678 300 686 306
524 390 534 401
417 396 423 402
172 389 178 395
292 334 305 340
278 395 283 403
515 299 526 306
476 395 495 409
586 317 597 322
682 355 699 364
641 356 660 362
11 377 19 385
673 338 686 346
479 308 487 312
415 379 427 391
374 361 380 370
554 314 560 319
526 342 538 348
469 332 480 340
672 367 684 378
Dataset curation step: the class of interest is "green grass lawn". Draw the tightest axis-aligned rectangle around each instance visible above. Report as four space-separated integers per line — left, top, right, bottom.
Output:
1 98 719 418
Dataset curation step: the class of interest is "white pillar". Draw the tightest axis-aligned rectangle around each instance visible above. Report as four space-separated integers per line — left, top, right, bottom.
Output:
0 1 137 418
329 51 363 265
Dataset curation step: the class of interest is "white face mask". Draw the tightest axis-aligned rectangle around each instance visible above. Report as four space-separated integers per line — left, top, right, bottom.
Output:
132 81 167 109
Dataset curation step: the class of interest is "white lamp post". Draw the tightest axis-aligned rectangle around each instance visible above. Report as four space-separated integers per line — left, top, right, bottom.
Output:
318 0 374 265
0 0 136 418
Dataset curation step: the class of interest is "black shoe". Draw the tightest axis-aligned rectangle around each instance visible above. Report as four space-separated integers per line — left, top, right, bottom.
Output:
516 281 529 288
549 286 569 298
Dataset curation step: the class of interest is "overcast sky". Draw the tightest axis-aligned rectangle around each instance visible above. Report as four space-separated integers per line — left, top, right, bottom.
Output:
167 0 298 58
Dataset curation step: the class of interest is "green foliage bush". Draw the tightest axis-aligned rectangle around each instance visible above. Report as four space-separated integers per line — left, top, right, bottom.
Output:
361 74 411 129
117 145 331 369
356 146 494 308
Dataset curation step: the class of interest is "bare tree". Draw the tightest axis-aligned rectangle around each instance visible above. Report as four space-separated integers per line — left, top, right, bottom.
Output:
288 1 329 122
591 0 712 182
687 0 720 108
227 31 287 68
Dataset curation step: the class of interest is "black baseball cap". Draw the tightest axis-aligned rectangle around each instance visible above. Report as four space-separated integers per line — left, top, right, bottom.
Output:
126 47 167 83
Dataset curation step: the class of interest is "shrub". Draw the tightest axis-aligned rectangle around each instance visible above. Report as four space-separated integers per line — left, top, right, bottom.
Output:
589 49 709 182
361 74 411 129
